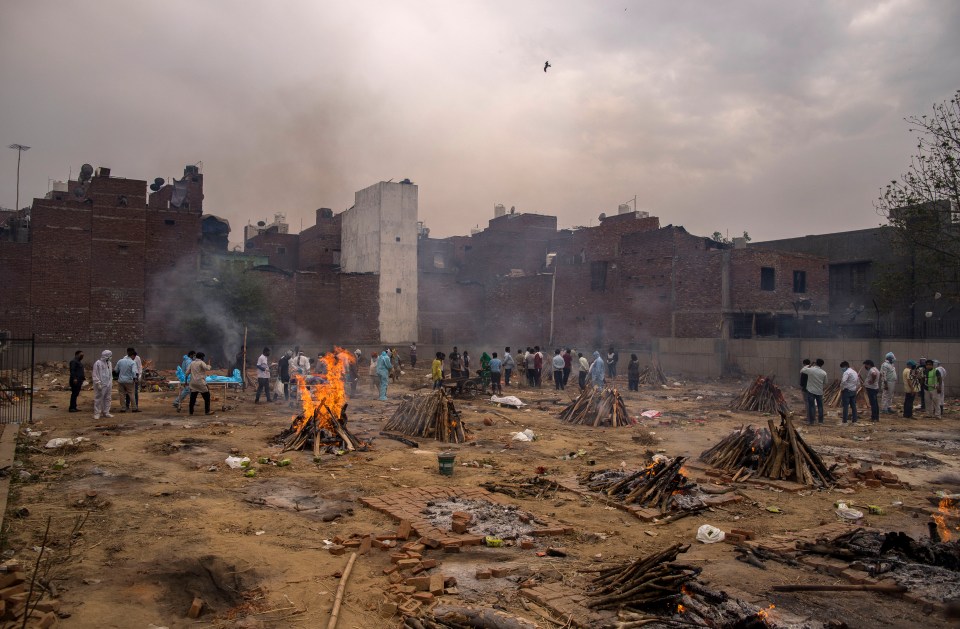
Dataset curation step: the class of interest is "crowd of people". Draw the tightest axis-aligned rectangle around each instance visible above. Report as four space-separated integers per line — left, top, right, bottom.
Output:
799 352 946 425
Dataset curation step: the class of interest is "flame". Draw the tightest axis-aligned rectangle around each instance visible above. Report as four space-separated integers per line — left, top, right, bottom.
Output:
291 347 356 434
933 497 959 542
679 467 689 477
757 603 775 621
677 604 686 614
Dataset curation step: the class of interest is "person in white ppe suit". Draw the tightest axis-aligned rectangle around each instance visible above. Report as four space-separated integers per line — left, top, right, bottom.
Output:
92 350 115 420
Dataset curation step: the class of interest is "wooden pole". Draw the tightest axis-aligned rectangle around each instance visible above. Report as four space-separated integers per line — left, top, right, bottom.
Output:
327 552 357 629
241 325 248 391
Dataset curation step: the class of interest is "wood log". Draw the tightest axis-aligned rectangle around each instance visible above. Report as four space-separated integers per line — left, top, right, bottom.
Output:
430 604 539 629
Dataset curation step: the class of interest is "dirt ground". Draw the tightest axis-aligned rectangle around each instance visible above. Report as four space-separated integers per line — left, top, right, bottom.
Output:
4 365 959 628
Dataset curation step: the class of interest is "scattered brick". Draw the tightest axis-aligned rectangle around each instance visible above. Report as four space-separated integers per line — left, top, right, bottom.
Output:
398 598 421 615
429 574 445 595
451 521 469 534
443 543 462 553
358 536 373 555
380 600 398 617
405 576 431 591
397 520 412 540
476 570 492 580
490 566 516 578
187 597 204 619
520 540 535 549
413 592 435 602
383 565 398 575
396 559 420 570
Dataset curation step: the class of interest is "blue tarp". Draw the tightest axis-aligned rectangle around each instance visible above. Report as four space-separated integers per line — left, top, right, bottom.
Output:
206 369 243 384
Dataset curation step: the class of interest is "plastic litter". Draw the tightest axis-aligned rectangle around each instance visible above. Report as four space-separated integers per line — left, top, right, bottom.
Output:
640 410 662 418
511 428 536 442
491 395 526 408
835 502 863 520
696 525 725 543
225 456 251 469
44 437 88 448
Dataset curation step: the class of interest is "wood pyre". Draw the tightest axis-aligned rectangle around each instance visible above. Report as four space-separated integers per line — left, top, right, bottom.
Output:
559 385 631 427
731 375 790 415
382 389 469 443
699 418 837 487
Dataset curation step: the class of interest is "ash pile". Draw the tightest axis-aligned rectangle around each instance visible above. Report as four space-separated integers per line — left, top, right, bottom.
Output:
420 497 542 541
579 456 708 518
700 419 837 487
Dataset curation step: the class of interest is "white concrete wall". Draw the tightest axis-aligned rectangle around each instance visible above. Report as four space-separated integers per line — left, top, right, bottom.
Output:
339 182 419 344
377 183 418 343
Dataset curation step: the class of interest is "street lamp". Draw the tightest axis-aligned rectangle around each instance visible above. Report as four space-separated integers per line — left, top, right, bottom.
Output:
8 144 30 211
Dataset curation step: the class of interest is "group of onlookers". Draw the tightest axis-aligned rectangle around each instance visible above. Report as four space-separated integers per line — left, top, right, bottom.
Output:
800 352 946 425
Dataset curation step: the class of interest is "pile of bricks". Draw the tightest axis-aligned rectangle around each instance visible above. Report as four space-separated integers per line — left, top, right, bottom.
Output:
380 551 458 618
849 465 909 489
359 486 571 550
0 567 59 628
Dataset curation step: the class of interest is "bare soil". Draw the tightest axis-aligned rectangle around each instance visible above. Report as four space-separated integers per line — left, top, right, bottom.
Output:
5 367 959 628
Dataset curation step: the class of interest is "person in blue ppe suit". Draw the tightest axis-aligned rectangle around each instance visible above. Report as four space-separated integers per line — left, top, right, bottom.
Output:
376 348 393 400
589 351 605 388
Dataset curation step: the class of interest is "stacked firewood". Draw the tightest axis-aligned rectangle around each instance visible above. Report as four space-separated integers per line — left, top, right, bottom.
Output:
382 389 468 443
637 360 668 386
587 543 700 611
558 385 631 427
759 418 836 486
731 376 790 415
580 457 695 512
279 403 367 454
823 379 869 408
699 419 836 487
699 425 767 475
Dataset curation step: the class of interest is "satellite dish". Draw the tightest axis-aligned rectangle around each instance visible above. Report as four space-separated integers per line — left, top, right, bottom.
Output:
257 221 266 227
598 213 606 221
935 292 942 300
73 185 86 199
149 177 164 192
79 164 94 184
925 311 934 318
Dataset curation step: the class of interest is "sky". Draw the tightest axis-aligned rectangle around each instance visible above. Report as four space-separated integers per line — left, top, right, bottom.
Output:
1 0 958 242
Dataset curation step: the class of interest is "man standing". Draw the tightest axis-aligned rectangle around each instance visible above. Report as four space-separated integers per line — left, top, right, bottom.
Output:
255 347 272 403
924 359 943 418
590 351 606 388
502 347 515 387
524 348 536 387
936 360 947 416
562 349 572 388
800 359 811 411
627 354 640 392
69 350 85 412
125 348 143 411
880 352 898 414
552 349 565 390
606 347 619 379
174 350 195 411
278 350 292 401
432 352 444 389
115 349 140 413
801 359 827 425
902 360 919 419
840 361 859 425
533 346 543 387
489 352 503 395
862 360 881 422
92 350 114 420
409 342 417 369
376 348 392 401
578 352 589 390
188 352 213 415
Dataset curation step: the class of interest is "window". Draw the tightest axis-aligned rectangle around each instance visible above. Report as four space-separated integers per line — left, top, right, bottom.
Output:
760 267 775 291
433 254 445 269
276 246 286 255
164 219 176 226
396 287 402 294
792 270 806 293
590 261 608 291
395 236 401 242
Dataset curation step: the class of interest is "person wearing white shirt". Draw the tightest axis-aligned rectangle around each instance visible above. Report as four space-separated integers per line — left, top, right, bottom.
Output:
502 348 515 387
800 359 827 425
551 349 565 390
840 361 860 424
255 347 272 403
879 353 898 414
861 360 881 421
578 353 590 390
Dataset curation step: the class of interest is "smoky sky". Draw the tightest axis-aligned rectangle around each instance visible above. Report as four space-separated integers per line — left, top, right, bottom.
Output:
1 1 958 242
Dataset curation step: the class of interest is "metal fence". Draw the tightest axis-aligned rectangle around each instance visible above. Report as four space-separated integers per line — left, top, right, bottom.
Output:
0 335 34 424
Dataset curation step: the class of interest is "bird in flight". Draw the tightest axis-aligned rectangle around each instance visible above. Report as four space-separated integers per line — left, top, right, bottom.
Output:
544 61 551 72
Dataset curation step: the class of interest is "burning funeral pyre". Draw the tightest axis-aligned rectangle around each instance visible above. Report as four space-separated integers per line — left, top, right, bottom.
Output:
588 543 794 628
699 419 837 487
730 375 790 415
275 348 369 454
578 456 707 517
382 389 469 443
559 385 631 427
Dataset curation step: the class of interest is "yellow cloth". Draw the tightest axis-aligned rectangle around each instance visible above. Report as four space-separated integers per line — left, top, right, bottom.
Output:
432 359 442 381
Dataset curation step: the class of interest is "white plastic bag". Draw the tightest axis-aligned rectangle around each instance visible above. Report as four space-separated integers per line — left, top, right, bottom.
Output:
45 437 88 448
225 456 250 469
696 524 725 543
491 395 525 407
274 378 284 398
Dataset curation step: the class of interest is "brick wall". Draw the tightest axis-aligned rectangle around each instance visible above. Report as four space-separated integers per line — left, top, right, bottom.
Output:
0 242 32 337
245 232 300 272
418 272 485 345
299 212 341 270
294 271 341 343
339 274 380 344
729 249 829 314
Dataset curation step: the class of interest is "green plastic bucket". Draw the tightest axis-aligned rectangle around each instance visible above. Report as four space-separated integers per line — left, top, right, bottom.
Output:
438 452 456 476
